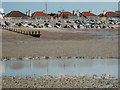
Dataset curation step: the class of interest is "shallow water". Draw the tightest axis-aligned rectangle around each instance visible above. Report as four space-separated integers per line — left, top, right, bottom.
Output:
2 59 118 78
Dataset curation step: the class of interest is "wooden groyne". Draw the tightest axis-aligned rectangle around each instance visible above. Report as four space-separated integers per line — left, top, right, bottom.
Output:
2 26 41 37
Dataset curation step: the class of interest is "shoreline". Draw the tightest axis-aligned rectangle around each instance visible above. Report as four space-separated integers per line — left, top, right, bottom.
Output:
0 56 118 61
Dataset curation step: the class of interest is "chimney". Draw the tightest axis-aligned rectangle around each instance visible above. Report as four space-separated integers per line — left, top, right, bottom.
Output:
28 10 31 16
0 8 4 13
43 10 45 13
89 11 92 13
103 10 106 15
58 11 61 15
73 10 75 15
26 12 28 16
76 10 79 16
62 9 64 12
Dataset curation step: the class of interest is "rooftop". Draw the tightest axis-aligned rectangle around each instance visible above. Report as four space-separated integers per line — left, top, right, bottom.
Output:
4 11 28 17
80 12 97 17
99 12 119 17
53 11 78 18
31 12 52 17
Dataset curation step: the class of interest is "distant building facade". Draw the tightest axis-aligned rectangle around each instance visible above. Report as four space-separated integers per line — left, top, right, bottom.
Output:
115 10 120 15
3 10 119 21
4 11 28 19
0 8 5 19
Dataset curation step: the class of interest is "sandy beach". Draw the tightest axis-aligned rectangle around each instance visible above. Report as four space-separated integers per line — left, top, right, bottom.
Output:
1 27 118 59
1 2 119 88
2 28 119 88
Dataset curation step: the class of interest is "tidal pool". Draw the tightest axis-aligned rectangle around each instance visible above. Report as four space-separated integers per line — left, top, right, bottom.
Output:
2 59 118 78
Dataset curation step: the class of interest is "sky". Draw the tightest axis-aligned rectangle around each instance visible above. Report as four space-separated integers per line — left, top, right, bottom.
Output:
2 0 120 2
1 0 119 14
2 2 118 14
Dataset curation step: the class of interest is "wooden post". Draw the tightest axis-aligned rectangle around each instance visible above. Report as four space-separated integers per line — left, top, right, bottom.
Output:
13 28 15 32
14 28 16 32
38 31 40 35
20 30 22 33
24 31 26 34
35 31 37 35
26 31 28 35
11 28 13 31
16 29 18 32
33 31 35 35
8 27 10 30
29 31 31 35
37 31 39 35
17 30 20 33
27 31 29 35
15 29 17 32
32 31 34 36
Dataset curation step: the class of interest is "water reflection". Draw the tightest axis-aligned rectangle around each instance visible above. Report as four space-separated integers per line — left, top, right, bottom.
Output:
2 59 118 77
32 61 48 69
7 62 25 70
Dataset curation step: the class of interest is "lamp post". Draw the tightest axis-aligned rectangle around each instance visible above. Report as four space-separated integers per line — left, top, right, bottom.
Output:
46 0 47 13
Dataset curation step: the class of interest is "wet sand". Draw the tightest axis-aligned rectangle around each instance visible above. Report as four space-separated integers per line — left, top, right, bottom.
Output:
2 28 118 59
1 27 119 88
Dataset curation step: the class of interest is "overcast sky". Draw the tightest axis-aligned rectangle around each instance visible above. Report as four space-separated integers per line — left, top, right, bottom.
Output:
2 0 120 2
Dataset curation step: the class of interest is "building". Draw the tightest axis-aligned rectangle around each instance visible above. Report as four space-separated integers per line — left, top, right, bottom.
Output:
31 11 52 19
26 10 32 17
0 8 5 19
115 10 120 15
80 11 99 20
48 13 56 17
53 11 79 19
99 11 119 21
4 11 28 19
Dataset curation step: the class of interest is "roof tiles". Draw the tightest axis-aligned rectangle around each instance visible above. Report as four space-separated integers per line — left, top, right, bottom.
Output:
99 12 119 17
31 12 51 17
81 12 97 17
4 11 28 17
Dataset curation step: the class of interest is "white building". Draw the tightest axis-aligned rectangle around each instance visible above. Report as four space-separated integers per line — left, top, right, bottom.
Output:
0 8 4 19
